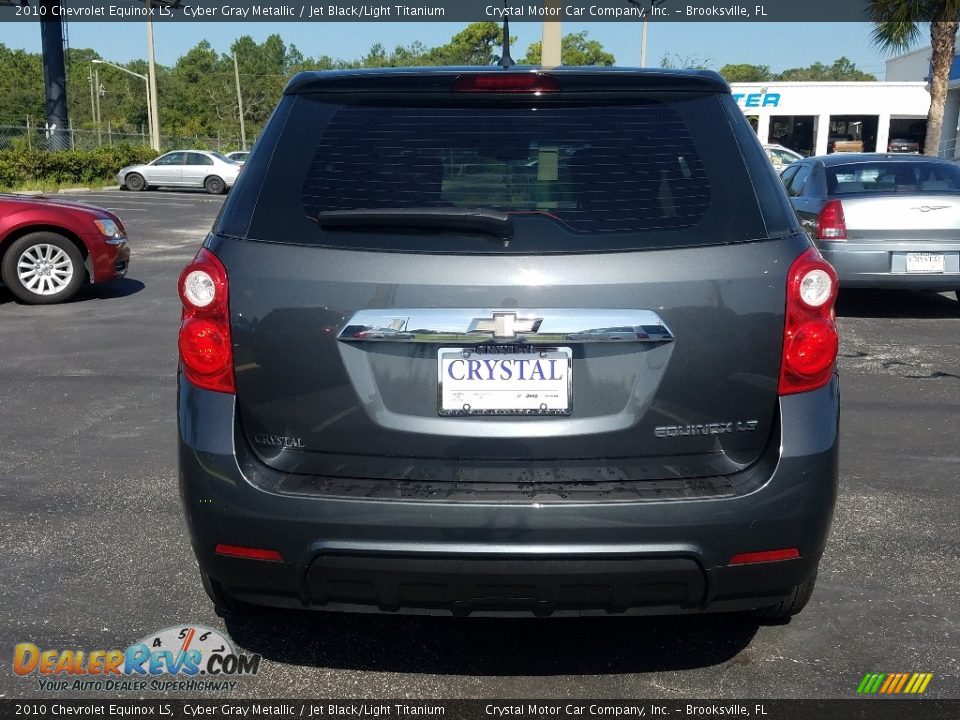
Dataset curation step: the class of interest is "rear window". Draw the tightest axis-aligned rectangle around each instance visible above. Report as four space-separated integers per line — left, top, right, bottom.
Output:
828 161 960 195
303 104 711 234
241 91 781 253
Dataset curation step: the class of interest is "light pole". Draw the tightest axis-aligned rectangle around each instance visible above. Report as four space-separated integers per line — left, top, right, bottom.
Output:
626 0 646 67
139 0 185 151
94 67 102 146
145 0 161 151
541 0 562 67
92 59 151 148
628 0 668 68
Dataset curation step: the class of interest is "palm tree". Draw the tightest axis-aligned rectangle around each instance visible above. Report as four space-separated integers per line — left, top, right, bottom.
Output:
869 1 960 157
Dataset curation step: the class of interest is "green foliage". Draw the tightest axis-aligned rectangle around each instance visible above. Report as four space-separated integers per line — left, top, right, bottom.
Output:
0 24 615 148
719 57 876 83
777 57 877 81
0 146 158 190
521 31 615 66
659 53 714 70
866 0 960 52
719 63 774 82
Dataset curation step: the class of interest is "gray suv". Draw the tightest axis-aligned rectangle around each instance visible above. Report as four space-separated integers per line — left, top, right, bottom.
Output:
177 68 840 619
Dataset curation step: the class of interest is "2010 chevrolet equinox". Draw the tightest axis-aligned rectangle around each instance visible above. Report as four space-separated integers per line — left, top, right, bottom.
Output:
177 67 840 619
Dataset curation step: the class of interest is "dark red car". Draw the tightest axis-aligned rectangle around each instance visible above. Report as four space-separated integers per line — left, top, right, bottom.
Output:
0 194 129 304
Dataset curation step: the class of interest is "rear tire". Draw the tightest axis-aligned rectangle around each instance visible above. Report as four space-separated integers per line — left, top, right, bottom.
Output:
753 570 818 622
125 173 146 192
204 176 226 195
1 232 85 305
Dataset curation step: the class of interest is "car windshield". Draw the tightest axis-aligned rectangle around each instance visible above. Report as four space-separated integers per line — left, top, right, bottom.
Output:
209 152 236 164
827 161 960 194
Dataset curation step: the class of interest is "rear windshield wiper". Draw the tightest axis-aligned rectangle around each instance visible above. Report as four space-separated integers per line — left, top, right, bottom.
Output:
311 207 514 244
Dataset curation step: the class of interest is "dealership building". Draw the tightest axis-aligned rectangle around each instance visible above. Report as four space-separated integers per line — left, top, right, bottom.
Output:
729 80 930 157
730 46 960 158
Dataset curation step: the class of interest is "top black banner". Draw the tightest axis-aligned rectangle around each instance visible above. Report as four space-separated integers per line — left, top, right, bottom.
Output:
0 0 945 23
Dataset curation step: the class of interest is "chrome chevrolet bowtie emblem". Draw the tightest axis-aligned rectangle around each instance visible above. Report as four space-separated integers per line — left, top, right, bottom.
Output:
912 205 949 212
469 312 542 339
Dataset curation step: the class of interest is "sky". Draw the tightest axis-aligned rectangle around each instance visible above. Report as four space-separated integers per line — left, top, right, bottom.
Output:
0 21 900 78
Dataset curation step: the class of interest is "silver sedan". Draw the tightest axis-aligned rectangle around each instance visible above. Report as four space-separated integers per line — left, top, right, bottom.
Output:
116 150 242 194
782 153 960 294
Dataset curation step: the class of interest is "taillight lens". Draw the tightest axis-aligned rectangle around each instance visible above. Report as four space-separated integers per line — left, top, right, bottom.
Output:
817 199 847 240
452 73 560 94
178 248 234 394
779 247 839 395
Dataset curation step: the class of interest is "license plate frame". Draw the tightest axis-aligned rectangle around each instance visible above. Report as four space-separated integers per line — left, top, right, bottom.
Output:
438 346 572 416
905 252 945 273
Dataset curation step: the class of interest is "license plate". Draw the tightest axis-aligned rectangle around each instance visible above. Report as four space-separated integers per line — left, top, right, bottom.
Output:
438 347 571 416
906 252 945 273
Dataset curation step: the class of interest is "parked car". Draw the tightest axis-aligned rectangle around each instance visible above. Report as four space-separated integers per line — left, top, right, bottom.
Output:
828 135 864 153
780 153 960 294
764 143 803 170
887 137 921 153
226 151 249 164
116 150 241 194
0 193 129 304
178 68 839 620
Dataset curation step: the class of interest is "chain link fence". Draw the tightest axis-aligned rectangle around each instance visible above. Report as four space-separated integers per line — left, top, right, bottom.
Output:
0 124 247 153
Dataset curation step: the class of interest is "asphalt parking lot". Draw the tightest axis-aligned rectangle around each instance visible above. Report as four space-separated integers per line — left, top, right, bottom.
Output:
1 189 958 700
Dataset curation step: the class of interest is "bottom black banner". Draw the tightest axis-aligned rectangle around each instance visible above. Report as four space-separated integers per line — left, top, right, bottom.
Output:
1 700 958 720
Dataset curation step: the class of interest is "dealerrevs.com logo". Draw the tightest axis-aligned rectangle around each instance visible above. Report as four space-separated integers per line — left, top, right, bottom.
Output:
13 625 260 692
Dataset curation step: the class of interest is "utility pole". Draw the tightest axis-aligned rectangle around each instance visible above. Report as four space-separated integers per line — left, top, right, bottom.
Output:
233 51 247 151
145 0 161 150
94 67 102 146
541 0 562 68
93 60 149 149
88 67 97 133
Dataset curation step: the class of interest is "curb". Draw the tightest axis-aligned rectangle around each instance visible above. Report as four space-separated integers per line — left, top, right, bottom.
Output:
8 186 117 196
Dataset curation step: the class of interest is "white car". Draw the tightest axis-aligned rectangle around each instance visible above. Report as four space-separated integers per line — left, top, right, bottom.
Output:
226 151 249 163
116 150 242 194
763 144 803 170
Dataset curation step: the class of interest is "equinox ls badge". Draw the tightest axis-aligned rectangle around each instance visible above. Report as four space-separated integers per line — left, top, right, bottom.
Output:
654 420 759 438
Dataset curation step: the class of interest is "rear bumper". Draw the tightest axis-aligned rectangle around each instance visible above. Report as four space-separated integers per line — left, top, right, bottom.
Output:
178 375 839 617
820 242 960 290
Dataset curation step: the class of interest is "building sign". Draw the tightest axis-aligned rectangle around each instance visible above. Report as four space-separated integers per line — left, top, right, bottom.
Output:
733 93 781 108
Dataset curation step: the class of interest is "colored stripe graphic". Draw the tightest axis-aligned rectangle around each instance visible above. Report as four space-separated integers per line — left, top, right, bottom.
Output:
857 672 932 694
857 673 884 694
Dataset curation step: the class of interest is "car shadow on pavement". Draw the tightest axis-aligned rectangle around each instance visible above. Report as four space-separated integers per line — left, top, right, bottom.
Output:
0 278 144 305
83 277 145 300
836 289 960 319
223 610 759 675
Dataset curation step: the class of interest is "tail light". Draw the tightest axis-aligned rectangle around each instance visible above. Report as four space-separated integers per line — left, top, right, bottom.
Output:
452 73 560 94
817 199 847 240
779 247 839 395
178 248 235 394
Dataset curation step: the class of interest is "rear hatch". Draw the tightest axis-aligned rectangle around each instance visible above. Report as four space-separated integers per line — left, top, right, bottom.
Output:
213 69 802 482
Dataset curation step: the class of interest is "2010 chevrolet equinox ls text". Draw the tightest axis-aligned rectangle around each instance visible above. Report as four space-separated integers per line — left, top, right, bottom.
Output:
177 67 840 620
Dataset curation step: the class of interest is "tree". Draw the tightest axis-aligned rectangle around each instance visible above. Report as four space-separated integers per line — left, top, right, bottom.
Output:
776 56 877 81
0 44 44 125
720 63 773 82
659 53 713 70
522 31 615 66
869 1 960 156
426 22 503 65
